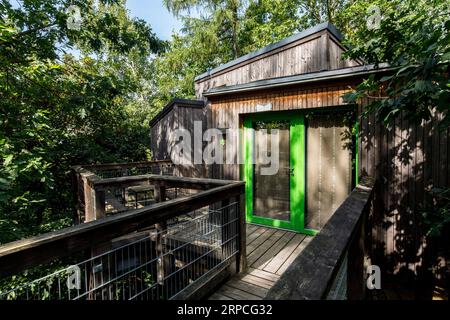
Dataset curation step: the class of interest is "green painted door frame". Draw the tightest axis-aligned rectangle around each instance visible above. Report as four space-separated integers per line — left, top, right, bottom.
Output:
244 112 316 235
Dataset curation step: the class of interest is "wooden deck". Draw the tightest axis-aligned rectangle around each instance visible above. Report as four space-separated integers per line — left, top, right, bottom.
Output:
209 224 313 300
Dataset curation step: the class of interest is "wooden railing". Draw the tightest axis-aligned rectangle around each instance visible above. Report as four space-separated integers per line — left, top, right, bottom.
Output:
0 176 246 300
71 160 174 222
265 176 375 300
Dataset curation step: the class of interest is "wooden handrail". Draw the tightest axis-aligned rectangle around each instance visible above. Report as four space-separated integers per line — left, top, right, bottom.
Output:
90 174 241 190
0 180 245 278
72 160 172 172
265 176 375 300
71 160 176 222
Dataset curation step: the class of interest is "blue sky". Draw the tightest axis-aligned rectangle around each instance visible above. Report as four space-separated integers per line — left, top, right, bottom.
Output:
126 0 183 40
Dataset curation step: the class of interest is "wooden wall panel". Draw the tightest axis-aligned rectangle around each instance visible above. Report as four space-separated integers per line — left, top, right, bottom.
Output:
206 80 358 181
195 31 360 97
150 104 206 178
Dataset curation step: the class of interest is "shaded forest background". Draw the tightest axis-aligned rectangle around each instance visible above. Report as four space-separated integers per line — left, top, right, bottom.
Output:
0 0 448 259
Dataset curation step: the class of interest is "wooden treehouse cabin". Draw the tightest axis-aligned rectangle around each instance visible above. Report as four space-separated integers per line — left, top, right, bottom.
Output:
0 22 447 300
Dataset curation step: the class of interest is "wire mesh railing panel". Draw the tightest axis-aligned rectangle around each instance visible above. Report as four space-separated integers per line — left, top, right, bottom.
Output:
0 202 239 300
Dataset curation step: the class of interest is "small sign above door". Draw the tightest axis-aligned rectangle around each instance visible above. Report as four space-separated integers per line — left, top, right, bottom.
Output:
256 103 272 112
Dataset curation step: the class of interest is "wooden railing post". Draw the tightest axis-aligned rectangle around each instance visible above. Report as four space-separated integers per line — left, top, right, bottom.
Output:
83 176 95 222
347 181 374 300
93 189 106 220
84 185 105 222
347 215 365 299
154 182 173 289
78 169 105 223
236 193 247 273
71 168 83 224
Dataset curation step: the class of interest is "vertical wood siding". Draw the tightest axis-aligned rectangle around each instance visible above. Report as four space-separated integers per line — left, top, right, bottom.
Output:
195 31 360 98
150 104 206 178
206 79 449 276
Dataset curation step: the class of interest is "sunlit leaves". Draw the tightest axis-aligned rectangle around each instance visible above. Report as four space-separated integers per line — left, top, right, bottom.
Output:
0 0 161 245
342 0 450 127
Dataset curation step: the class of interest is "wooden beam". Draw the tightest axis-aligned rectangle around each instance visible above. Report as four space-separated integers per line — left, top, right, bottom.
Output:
73 160 172 172
237 193 247 273
90 174 239 191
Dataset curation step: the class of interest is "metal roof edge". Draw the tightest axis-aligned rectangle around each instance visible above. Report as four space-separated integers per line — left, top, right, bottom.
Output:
203 63 392 97
149 98 204 127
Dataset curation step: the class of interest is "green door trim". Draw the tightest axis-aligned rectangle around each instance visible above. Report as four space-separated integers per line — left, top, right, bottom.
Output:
243 107 358 235
244 112 316 235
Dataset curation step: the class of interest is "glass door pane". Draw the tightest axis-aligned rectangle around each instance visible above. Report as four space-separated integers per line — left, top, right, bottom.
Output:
253 120 290 221
305 115 353 230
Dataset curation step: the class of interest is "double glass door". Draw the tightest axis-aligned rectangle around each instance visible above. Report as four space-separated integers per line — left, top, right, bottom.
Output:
244 111 355 235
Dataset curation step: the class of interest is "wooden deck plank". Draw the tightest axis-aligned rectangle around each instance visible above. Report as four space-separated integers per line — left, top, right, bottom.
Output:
276 235 314 275
246 227 277 254
246 224 259 236
219 286 261 300
226 279 269 298
263 233 307 274
252 231 296 270
246 226 270 246
211 225 313 300
237 273 275 290
247 267 280 282
247 230 286 266
209 293 234 300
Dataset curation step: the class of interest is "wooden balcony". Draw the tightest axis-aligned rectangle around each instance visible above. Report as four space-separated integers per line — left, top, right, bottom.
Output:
211 176 375 300
0 161 375 300
210 225 313 300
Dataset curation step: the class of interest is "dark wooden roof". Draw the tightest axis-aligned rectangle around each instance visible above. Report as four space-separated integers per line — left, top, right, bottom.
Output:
203 63 392 97
149 98 204 127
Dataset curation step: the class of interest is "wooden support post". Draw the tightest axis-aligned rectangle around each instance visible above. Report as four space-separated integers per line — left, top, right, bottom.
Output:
83 180 95 222
154 182 173 291
347 215 366 299
236 193 247 273
88 241 112 300
81 169 105 223
220 198 230 268
85 187 105 222
94 189 105 220
154 182 166 202
71 169 81 224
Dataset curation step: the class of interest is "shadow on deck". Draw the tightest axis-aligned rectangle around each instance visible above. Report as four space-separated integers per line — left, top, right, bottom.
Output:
210 225 313 300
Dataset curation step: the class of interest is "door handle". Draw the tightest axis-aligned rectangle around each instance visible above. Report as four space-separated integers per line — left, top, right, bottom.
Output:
289 168 295 176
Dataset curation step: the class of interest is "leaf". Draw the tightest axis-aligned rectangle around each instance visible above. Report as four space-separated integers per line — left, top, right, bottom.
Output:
3 155 13 166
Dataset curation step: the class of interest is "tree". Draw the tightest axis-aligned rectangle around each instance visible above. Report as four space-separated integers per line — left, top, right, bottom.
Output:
0 0 164 243
155 0 349 105
239 0 307 53
341 0 450 127
164 0 244 58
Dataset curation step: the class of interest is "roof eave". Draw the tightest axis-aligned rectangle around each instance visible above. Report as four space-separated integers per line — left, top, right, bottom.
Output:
203 64 392 97
149 98 204 127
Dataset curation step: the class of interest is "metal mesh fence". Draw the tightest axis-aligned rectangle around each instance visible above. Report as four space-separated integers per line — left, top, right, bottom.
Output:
0 202 239 300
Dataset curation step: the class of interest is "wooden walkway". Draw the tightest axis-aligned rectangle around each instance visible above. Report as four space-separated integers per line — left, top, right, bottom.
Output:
209 224 313 300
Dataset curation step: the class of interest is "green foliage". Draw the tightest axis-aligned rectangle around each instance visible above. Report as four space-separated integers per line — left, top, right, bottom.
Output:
342 0 450 127
0 0 164 244
154 0 350 106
